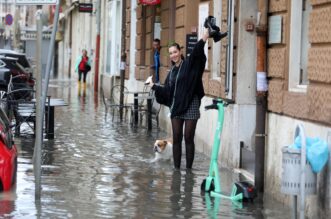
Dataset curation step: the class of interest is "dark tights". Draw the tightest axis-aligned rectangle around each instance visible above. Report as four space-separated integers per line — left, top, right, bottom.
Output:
78 70 88 83
171 118 198 169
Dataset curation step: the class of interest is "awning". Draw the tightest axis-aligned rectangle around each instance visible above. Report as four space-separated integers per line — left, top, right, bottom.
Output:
59 2 78 21
139 0 161 5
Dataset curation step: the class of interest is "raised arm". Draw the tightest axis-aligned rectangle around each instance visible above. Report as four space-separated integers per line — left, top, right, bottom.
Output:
190 28 209 58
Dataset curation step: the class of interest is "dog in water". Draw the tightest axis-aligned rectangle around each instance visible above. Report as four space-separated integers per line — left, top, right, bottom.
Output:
151 139 173 162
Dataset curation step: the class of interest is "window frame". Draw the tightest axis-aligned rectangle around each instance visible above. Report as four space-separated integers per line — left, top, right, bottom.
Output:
212 0 222 78
288 0 311 92
104 0 122 76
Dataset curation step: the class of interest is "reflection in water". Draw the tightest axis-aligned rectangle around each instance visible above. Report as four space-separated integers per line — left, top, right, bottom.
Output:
0 79 292 218
0 192 15 217
170 170 181 216
170 170 195 218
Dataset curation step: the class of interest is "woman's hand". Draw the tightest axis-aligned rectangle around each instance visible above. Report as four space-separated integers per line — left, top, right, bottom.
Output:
145 76 154 87
202 28 209 42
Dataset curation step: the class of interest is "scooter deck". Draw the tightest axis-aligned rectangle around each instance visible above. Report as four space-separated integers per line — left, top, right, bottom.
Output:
211 191 243 201
211 183 243 201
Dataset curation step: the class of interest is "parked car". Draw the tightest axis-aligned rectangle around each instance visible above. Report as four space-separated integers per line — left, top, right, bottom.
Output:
0 51 35 100
0 107 17 192
0 49 33 75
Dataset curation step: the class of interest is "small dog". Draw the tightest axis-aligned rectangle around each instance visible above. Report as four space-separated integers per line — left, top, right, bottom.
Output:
151 139 173 162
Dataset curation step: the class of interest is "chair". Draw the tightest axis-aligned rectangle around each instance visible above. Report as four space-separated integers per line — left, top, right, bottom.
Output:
137 90 162 129
101 85 131 121
132 84 149 110
129 84 151 126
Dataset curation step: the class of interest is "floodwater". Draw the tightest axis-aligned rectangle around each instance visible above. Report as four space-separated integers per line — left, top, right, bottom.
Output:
0 79 291 218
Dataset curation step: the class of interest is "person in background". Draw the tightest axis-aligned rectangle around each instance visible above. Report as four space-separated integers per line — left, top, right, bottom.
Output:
75 49 91 89
152 39 161 84
146 30 209 170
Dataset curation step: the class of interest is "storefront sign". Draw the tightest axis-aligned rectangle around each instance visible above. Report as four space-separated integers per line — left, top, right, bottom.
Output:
139 0 161 5
186 34 198 57
15 0 57 4
79 3 93 13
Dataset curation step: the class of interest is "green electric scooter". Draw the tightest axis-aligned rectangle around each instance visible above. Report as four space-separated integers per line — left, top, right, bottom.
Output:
201 98 243 202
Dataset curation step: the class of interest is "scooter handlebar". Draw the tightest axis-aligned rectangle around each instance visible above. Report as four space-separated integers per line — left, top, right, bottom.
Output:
205 104 218 110
205 98 235 110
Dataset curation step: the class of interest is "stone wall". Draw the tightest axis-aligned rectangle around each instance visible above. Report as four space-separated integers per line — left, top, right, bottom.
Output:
266 0 331 216
267 0 331 125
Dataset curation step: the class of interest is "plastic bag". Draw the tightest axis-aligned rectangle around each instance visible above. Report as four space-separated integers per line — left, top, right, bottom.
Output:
289 136 329 173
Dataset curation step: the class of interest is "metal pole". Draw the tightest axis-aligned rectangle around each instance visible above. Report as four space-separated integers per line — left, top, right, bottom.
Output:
296 124 306 219
13 2 19 50
41 2 60 108
94 0 101 93
293 196 298 219
33 7 43 199
119 0 127 121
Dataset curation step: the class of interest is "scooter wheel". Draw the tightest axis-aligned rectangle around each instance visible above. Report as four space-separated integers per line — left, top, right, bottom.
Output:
201 179 215 193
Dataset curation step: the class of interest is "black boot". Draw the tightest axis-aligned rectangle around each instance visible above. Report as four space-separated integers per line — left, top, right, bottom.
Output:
204 16 227 42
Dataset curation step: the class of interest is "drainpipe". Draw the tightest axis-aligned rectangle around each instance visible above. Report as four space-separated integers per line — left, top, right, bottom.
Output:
254 0 268 193
94 0 101 93
68 8 73 78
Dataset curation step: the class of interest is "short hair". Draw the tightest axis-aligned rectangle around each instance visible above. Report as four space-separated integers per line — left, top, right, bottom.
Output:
153 38 160 44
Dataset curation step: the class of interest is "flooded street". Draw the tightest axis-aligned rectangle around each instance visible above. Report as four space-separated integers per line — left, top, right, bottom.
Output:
0 79 291 218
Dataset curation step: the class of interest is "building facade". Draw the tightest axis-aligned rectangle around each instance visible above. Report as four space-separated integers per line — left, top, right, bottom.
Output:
266 0 331 217
58 0 331 217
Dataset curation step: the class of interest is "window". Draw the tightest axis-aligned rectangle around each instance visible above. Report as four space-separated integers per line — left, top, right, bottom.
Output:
289 0 312 92
198 2 209 70
212 0 222 77
104 0 122 76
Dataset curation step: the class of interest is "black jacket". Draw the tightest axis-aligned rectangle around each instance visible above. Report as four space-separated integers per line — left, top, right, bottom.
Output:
152 39 206 117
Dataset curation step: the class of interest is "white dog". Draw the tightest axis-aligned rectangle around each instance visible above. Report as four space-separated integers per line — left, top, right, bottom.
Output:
151 139 173 162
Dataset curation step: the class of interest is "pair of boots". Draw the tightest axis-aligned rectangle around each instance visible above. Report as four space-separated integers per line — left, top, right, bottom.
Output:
78 81 87 89
204 16 227 42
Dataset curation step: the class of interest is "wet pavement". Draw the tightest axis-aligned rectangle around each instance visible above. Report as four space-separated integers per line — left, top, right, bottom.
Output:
0 79 291 218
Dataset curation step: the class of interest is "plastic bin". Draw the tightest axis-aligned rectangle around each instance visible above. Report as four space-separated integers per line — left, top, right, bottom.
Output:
281 146 317 195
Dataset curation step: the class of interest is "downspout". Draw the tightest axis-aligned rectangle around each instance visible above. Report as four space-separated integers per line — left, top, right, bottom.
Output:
119 0 127 120
254 0 268 193
94 0 101 92
68 9 73 78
